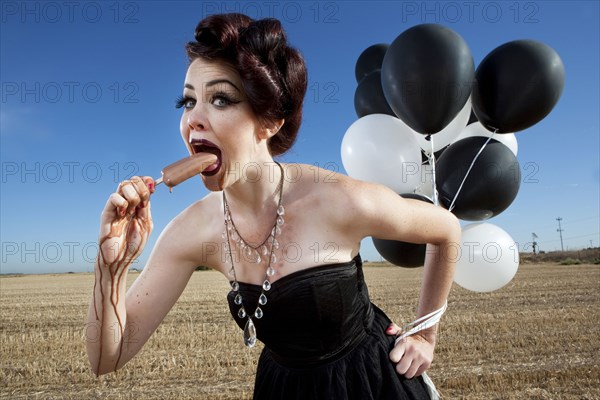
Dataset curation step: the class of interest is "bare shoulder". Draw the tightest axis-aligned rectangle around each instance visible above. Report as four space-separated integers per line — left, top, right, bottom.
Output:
152 192 223 271
285 163 388 231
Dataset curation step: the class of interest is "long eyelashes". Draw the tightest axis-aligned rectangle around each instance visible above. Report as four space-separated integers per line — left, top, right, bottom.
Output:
175 92 241 110
211 91 241 108
175 95 195 109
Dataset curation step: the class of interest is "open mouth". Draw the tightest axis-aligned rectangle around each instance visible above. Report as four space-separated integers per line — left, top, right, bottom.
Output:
190 139 222 176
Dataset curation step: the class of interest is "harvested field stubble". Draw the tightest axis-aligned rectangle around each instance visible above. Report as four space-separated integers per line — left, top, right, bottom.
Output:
1 263 598 399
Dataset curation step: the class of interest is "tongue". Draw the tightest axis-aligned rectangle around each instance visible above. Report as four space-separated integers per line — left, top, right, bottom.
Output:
203 161 219 172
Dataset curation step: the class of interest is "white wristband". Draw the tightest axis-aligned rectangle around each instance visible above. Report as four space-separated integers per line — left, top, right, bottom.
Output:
395 301 447 345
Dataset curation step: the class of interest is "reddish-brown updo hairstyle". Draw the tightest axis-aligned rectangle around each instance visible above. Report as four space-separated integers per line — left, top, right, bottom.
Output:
185 13 308 156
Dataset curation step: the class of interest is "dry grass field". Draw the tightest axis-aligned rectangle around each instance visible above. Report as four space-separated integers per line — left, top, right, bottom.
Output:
1 262 599 399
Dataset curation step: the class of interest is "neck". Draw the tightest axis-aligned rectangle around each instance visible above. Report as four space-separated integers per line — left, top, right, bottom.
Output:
223 159 284 215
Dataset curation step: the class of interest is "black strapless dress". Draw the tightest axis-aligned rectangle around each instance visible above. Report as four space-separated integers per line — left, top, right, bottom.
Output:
227 255 432 400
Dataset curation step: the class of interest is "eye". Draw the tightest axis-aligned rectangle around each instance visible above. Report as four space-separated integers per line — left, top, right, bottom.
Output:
211 92 241 109
212 96 230 108
175 95 196 110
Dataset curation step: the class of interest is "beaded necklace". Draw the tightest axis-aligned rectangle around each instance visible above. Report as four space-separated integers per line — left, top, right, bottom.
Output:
222 161 285 347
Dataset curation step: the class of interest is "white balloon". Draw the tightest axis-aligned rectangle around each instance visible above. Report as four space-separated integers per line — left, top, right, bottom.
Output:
414 97 472 153
454 223 520 292
341 114 422 193
455 122 518 156
414 163 434 200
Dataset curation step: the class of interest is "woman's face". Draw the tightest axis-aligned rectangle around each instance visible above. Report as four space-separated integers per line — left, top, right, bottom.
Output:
178 58 270 191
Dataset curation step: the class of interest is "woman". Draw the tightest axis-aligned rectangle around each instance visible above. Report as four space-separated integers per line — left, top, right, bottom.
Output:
86 13 460 400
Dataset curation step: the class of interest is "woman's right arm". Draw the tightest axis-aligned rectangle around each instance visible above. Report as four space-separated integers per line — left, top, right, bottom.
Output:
85 176 202 376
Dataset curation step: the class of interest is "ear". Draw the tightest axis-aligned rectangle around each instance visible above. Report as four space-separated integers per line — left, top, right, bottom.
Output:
258 119 285 140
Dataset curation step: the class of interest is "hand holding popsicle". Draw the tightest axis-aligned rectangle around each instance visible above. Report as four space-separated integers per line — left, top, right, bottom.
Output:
97 152 218 268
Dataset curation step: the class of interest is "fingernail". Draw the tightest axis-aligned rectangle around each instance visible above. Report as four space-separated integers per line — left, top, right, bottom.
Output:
148 182 154 192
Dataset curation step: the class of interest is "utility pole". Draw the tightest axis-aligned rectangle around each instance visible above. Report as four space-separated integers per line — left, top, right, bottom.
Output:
556 217 564 251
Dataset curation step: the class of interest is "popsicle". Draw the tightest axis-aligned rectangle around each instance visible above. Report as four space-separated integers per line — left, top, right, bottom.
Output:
155 152 218 190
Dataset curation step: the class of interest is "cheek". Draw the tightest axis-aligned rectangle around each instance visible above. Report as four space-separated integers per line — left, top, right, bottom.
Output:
180 116 189 140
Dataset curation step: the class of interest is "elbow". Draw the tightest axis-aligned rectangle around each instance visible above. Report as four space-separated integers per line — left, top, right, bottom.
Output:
449 212 461 240
88 361 116 377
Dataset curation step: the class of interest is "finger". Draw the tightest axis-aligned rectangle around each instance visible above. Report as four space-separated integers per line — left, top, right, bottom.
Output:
404 360 423 379
414 362 431 378
135 193 153 225
395 352 413 377
119 180 142 214
130 176 151 207
142 176 156 194
389 340 406 363
107 192 128 218
385 322 402 336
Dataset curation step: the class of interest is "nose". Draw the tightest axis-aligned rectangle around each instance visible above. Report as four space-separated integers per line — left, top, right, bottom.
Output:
187 106 207 132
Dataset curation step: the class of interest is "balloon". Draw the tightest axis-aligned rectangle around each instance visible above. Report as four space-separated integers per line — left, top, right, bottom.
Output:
421 147 447 165
381 24 474 134
413 97 471 153
467 108 478 125
454 223 519 292
355 43 389 83
415 163 435 200
436 137 521 221
456 122 518 156
341 114 421 194
472 40 565 133
372 193 432 268
354 70 395 118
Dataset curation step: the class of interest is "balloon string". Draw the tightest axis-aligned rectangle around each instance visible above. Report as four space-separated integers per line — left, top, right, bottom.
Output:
428 135 439 206
448 130 497 212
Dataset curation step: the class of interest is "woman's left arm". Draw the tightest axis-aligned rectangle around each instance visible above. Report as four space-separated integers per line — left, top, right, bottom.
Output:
335 176 461 378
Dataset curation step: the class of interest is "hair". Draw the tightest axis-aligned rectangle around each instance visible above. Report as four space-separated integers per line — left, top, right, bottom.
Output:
185 13 308 156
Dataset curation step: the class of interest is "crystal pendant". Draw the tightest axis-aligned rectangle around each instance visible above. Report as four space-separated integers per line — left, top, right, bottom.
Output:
277 216 284 226
231 230 240 242
277 205 285 215
254 307 263 319
262 280 271 291
261 245 269 256
266 266 275 277
243 318 257 348
221 230 226 239
244 246 252 257
238 307 246 319
259 293 267 305
270 253 277 263
272 239 279 249
272 226 281 237
256 254 262 264
234 294 243 305
231 281 239 292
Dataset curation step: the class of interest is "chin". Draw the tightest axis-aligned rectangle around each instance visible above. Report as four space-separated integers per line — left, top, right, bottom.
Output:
200 168 228 192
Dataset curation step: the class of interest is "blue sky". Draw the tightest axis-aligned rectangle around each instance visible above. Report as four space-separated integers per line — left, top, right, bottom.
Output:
1 1 598 274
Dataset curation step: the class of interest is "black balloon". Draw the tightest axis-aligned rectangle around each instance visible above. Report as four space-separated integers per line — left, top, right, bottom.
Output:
467 108 478 125
381 24 474 134
372 193 432 268
472 40 565 133
436 137 521 221
354 71 395 118
421 146 448 165
355 43 389 83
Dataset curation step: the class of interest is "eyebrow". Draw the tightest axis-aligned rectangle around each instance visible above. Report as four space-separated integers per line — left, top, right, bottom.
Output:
184 79 240 92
